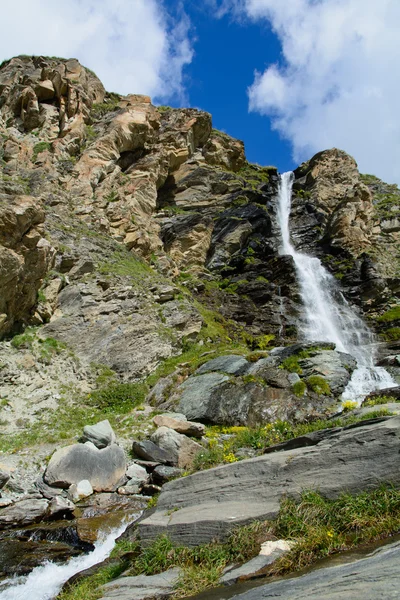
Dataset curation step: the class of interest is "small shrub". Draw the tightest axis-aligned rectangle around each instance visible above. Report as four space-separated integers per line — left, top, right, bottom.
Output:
281 355 302 374
87 382 148 413
307 375 331 396
292 380 306 397
32 141 51 161
341 400 358 412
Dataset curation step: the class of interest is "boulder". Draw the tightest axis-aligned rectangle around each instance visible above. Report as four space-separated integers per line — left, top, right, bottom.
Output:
196 355 250 376
152 466 183 486
131 440 175 465
48 496 75 518
177 372 230 421
0 498 49 528
82 420 116 449
139 416 400 546
0 469 10 490
126 463 149 485
153 414 205 438
99 567 182 600
299 350 356 394
68 480 94 502
44 443 126 492
151 427 202 469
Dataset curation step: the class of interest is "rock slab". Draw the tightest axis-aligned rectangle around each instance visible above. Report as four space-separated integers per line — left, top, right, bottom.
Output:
44 443 126 492
139 416 400 546
229 540 400 600
99 567 182 600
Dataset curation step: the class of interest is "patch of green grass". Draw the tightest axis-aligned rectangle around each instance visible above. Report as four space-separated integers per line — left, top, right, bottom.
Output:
363 395 399 407
271 485 400 576
306 375 331 396
237 162 276 187
157 105 173 113
32 141 51 161
382 327 400 341
87 382 148 414
98 249 154 281
60 520 271 600
377 306 400 323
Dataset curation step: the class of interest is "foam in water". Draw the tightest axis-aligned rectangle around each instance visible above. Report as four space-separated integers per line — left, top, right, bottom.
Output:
277 171 395 404
0 520 130 600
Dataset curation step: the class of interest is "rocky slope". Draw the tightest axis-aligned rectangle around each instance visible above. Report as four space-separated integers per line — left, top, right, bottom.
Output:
0 55 399 598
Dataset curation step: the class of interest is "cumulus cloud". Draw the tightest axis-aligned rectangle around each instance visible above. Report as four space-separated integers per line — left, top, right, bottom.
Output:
0 0 193 102
233 0 400 183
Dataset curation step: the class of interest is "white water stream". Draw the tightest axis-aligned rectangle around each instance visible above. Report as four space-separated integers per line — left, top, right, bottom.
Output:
0 520 129 600
277 172 394 403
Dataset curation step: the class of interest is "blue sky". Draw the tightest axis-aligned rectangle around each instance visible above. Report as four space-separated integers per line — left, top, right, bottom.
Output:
170 2 295 171
1 0 399 183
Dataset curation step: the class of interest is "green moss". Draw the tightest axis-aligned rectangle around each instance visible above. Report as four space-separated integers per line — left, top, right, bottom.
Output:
295 189 311 199
281 355 302 374
307 375 331 395
382 327 400 341
292 380 306 397
377 306 400 323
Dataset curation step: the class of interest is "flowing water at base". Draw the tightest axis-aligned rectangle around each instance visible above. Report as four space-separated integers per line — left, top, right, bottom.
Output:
0 520 129 600
277 172 395 403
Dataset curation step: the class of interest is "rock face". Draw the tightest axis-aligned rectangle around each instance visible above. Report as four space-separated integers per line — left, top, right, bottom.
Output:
0 498 49 528
44 443 126 492
0 195 54 336
173 345 353 426
138 416 400 546
229 540 400 600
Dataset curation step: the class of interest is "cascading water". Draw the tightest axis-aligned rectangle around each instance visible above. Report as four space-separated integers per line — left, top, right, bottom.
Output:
277 171 395 404
0 520 130 600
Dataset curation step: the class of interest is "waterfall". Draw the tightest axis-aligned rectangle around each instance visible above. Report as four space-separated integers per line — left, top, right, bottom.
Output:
0 520 130 600
276 171 395 404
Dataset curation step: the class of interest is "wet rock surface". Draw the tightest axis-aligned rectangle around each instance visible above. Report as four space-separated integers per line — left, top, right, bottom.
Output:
229 540 400 600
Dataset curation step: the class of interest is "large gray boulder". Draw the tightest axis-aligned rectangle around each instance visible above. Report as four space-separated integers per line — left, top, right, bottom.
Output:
299 350 356 394
139 416 400 546
44 443 126 492
178 372 230 421
151 427 202 469
230 540 400 600
196 355 249 375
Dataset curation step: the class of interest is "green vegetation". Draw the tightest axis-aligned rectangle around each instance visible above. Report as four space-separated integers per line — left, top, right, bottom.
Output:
86 382 148 414
192 410 392 473
58 485 400 600
295 189 311 199
382 327 400 341
281 355 303 374
91 94 120 118
377 305 400 323
98 248 154 282
84 125 97 141
58 520 271 600
10 328 67 362
157 105 173 113
306 375 331 396
292 380 306 397
363 394 399 407
32 141 51 161
272 485 400 576
237 161 276 189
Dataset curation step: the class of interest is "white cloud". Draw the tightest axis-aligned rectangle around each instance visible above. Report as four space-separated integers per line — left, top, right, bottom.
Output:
0 0 193 102
234 0 400 183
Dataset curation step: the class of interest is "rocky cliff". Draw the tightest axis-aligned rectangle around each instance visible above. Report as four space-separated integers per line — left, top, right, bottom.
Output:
0 55 398 437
